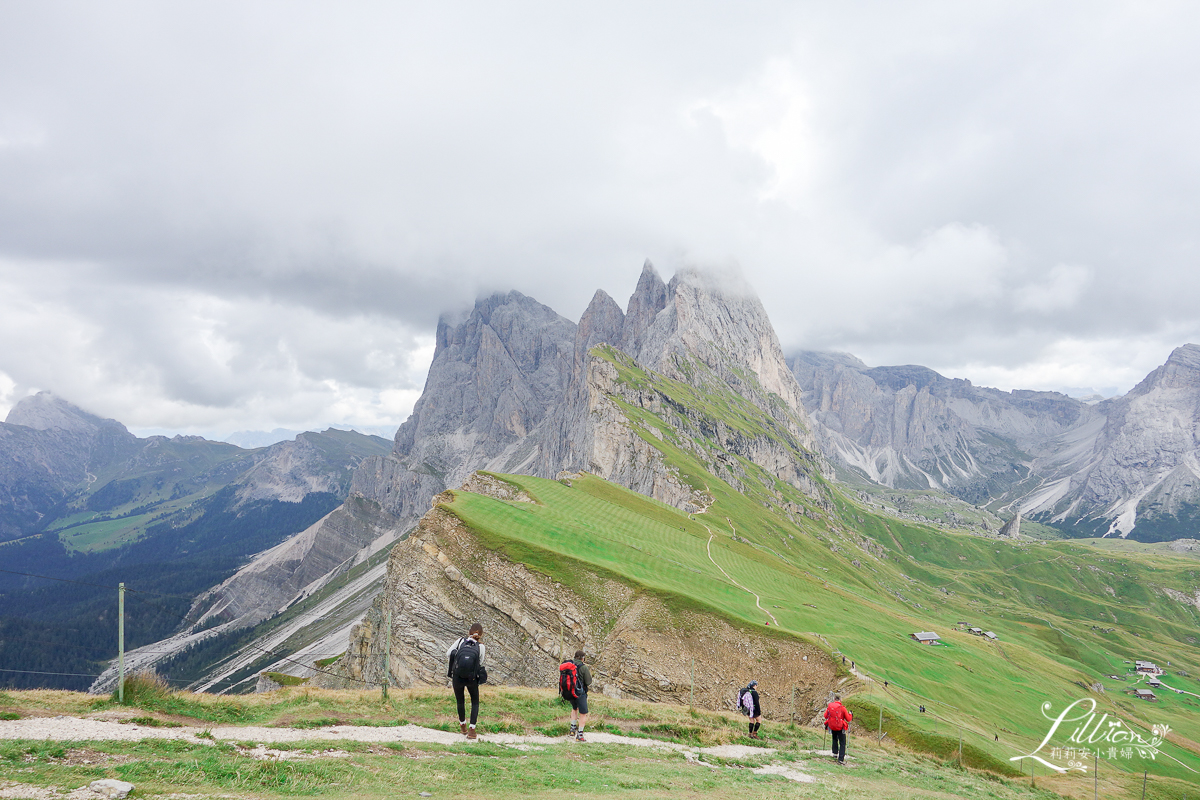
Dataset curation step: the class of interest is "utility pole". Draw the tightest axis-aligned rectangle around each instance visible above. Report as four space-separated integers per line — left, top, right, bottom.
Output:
957 728 962 765
877 703 883 742
118 583 125 704
1094 749 1098 800
382 610 391 701
689 658 694 709
790 687 796 724
1141 770 1148 800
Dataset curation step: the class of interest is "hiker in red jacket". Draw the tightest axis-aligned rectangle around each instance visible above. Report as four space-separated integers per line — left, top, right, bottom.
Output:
824 694 853 764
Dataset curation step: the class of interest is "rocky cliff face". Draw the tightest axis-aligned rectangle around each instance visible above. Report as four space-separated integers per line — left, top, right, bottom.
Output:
791 344 1200 541
789 351 1092 504
234 429 392 505
187 496 403 630
351 263 826 533
349 291 576 529
534 263 827 508
1021 344 1200 539
318 473 836 719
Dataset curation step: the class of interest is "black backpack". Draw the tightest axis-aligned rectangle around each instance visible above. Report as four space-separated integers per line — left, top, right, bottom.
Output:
452 638 483 682
737 687 754 716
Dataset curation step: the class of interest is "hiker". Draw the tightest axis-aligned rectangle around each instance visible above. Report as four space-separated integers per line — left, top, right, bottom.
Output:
738 680 762 738
447 623 487 739
824 693 853 764
560 649 592 742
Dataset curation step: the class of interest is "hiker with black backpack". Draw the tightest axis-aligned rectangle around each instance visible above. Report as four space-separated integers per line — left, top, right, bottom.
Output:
559 649 592 742
447 623 488 740
737 680 763 738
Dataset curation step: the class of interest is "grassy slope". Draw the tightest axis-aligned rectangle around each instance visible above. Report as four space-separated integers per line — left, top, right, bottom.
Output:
436 346 1200 793
0 686 1175 800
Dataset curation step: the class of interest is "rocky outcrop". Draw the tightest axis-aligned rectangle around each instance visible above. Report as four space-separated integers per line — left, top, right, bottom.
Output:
534 264 827 510
318 476 836 719
1023 344 1200 539
792 344 1200 541
187 495 403 630
234 429 391 505
350 291 576 529
789 350 1092 503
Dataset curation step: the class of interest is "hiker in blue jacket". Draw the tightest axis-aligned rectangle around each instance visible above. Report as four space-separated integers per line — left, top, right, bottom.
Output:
447 623 486 739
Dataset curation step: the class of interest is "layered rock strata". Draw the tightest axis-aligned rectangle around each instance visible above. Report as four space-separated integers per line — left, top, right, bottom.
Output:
318 475 836 720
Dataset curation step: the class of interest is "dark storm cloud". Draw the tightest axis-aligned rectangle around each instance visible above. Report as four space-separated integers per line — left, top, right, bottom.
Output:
1 2 1198 431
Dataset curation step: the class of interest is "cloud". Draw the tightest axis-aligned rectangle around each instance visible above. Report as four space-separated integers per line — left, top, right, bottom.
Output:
1013 264 1093 314
2 2 1200 427
0 257 432 434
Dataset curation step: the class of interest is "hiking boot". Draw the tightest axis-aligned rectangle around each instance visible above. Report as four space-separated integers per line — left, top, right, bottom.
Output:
467 728 477 740
460 722 468 735
569 723 578 737
576 732 586 742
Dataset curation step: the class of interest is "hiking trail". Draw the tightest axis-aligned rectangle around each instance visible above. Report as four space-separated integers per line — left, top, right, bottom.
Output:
705 530 778 626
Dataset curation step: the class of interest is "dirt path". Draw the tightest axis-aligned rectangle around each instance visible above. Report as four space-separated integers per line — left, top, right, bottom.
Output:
0 715 778 761
705 531 778 625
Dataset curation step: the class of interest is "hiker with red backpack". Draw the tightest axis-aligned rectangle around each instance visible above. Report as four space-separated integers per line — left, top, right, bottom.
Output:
737 681 763 738
559 649 592 741
824 693 853 764
447 623 488 740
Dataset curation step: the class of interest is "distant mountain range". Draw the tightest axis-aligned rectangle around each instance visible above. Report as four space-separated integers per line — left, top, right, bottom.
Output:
790 342 1200 541
0 395 390 689
5 262 1200 694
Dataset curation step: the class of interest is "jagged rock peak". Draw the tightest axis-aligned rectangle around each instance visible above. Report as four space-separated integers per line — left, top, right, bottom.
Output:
619 260 669 355
392 289 575 463
636 265 808 417
575 289 625 373
5 391 118 434
1128 343 1200 396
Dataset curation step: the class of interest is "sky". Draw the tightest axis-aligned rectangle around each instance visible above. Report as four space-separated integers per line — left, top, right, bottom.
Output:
2 1 1199 440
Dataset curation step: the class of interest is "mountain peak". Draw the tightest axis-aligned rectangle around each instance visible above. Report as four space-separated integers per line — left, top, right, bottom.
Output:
1165 343 1200 371
1128 343 1200 396
4 392 115 434
620 260 669 354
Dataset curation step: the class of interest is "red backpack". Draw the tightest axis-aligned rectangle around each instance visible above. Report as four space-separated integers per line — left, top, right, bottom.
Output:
559 661 579 701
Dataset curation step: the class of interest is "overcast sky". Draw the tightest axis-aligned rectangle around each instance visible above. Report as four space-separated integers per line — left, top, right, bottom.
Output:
2 2 1199 440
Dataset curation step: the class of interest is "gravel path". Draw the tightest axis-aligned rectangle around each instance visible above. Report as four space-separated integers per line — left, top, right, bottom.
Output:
0 717 820 789
0 716 776 760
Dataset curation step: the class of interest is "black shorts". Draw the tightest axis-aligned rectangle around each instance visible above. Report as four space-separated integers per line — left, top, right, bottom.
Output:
570 692 589 714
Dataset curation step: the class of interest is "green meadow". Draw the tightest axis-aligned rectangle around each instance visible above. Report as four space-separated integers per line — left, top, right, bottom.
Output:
435 347 1200 792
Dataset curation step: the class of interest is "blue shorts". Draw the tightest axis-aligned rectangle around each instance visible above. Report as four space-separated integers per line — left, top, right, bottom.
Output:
570 691 589 714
